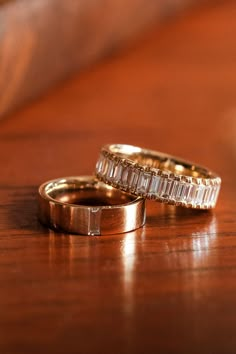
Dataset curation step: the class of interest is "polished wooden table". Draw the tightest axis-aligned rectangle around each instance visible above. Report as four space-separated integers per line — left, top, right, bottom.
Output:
0 2 236 353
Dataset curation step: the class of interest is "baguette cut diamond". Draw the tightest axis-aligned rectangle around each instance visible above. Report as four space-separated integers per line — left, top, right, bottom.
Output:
163 180 173 198
106 159 115 181
182 184 191 202
169 181 179 200
97 155 109 176
137 172 151 194
101 158 109 176
148 175 161 196
88 207 102 235
121 166 129 187
96 154 105 174
170 181 178 200
202 186 211 207
128 168 139 189
209 186 215 206
113 163 123 183
195 185 205 205
214 185 220 205
186 184 197 204
176 183 186 201
209 185 218 206
157 178 167 198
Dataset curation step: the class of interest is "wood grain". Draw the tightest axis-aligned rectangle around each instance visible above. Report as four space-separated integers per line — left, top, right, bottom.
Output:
0 2 236 353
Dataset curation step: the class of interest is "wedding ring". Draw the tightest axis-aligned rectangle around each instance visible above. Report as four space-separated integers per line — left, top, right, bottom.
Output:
95 144 221 209
38 176 145 235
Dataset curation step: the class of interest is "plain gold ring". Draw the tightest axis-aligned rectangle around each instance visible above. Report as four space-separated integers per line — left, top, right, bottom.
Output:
38 176 146 235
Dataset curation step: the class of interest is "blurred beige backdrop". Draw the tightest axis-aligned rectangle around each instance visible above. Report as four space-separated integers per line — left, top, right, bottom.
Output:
0 0 217 118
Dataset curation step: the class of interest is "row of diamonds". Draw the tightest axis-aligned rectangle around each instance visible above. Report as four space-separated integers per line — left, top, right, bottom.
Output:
96 154 220 209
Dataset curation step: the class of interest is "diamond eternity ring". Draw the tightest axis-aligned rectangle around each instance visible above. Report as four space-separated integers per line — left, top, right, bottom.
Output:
95 144 221 210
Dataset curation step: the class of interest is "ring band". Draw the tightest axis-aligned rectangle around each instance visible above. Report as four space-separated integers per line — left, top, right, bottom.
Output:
38 176 146 235
95 144 221 209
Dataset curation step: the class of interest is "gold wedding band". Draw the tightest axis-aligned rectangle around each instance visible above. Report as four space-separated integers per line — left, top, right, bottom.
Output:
95 144 221 209
38 176 145 235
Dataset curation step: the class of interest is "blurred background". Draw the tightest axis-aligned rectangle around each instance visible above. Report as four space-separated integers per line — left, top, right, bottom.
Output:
0 0 226 118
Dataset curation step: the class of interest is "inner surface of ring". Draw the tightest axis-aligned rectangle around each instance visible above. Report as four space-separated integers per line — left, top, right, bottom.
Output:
46 181 134 206
109 144 211 178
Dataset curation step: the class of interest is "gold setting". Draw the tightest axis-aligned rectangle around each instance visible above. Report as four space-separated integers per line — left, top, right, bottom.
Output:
95 144 221 210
